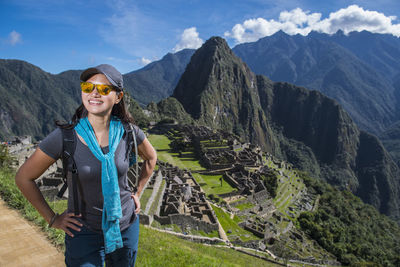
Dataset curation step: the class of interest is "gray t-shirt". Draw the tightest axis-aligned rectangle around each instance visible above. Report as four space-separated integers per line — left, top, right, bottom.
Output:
39 124 145 232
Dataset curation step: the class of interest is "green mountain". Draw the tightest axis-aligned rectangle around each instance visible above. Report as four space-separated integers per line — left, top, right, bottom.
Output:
173 36 400 223
0 59 80 140
173 37 277 152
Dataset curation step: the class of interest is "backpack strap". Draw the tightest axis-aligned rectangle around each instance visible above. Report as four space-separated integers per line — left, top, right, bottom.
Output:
123 122 139 192
59 127 81 216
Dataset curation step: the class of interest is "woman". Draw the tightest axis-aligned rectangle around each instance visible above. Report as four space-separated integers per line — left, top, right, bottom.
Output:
15 64 157 266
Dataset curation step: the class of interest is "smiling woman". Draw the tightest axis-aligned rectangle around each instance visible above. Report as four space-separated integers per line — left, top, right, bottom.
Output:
14 64 157 267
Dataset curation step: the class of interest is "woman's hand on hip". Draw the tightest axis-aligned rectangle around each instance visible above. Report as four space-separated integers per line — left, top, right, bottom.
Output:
131 193 140 214
52 211 82 237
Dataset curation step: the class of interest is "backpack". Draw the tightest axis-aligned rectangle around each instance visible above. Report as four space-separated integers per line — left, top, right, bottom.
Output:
56 122 139 216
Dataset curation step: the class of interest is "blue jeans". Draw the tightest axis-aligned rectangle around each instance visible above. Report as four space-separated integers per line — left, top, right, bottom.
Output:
65 215 139 267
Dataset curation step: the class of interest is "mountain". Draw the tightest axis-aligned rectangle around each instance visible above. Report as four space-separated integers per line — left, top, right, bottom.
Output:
173 36 400 222
380 122 400 166
124 49 194 106
233 31 399 135
0 52 195 140
308 30 400 81
0 60 80 140
173 37 277 151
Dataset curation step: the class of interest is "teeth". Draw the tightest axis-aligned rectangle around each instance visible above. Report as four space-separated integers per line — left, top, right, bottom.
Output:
89 100 102 104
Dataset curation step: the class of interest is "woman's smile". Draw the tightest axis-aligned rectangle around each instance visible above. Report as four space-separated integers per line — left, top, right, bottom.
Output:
88 99 104 105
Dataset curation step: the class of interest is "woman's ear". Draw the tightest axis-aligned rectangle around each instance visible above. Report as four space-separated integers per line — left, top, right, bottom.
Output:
116 91 124 104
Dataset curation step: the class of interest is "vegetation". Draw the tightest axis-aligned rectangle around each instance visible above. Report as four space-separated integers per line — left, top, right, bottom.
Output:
193 173 235 197
211 204 261 242
137 225 279 267
298 172 400 266
148 134 204 171
0 144 12 167
259 170 278 198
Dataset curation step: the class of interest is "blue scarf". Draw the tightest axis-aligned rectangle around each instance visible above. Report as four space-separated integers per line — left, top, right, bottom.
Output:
75 117 124 254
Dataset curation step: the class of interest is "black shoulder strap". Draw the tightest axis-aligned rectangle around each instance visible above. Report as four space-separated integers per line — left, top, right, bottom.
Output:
58 127 81 215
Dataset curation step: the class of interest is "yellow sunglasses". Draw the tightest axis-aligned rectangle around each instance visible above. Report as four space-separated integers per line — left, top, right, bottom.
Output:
80 82 118 96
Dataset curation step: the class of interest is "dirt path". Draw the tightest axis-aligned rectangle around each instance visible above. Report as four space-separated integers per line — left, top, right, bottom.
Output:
0 198 65 267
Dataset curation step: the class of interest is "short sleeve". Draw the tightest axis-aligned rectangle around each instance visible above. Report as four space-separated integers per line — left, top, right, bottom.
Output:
38 128 63 160
133 125 145 145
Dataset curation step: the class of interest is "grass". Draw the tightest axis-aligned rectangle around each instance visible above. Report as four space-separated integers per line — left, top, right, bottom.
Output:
192 173 235 196
148 178 165 216
137 226 280 267
211 204 261 242
148 134 205 171
234 202 255 211
139 187 153 211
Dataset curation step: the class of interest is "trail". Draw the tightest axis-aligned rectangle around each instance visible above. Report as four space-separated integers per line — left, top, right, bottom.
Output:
0 198 64 267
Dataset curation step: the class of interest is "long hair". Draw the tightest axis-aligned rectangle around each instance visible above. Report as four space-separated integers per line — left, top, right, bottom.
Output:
56 91 135 129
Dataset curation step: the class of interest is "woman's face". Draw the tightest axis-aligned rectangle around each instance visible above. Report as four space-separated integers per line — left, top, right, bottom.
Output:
82 74 122 118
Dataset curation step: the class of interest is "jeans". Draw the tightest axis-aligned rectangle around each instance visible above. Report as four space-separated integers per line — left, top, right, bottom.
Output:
65 215 139 267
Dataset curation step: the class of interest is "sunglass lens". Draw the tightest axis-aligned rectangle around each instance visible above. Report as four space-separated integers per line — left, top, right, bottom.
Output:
81 82 94 93
96 84 112 95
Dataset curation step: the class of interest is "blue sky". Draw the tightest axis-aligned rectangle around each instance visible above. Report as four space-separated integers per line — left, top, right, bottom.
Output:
1 0 400 74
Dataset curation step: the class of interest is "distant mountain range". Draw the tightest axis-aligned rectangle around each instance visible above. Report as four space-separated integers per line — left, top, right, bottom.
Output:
233 30 400 136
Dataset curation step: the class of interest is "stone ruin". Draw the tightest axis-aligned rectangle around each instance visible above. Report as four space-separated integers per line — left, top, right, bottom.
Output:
154 162 219 233
223 164 268 196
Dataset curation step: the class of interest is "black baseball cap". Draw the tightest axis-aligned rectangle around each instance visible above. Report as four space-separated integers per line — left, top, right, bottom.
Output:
80 64 123 90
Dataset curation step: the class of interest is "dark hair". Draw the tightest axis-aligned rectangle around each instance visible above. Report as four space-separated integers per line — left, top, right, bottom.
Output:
56 91 135 129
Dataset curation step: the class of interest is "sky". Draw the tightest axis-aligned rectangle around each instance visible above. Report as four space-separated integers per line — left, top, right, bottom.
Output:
1 0 400 74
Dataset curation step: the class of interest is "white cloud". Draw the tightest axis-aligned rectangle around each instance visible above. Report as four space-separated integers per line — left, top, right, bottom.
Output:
139 57 151 65
173 27 204 52
7 31 22 46
224 5 400 44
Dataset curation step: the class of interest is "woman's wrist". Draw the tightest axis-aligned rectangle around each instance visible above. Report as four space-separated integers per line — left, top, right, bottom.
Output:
48 213 59 228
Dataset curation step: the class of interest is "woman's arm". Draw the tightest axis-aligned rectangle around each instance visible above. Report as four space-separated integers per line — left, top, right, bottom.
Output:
15 148 58 223
15 148 82 237
132 138 157 213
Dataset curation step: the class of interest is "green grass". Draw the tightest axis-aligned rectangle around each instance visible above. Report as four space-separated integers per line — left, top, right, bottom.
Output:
148 134 205 171
140 187 153 211
148 179 166 216
137 226 280 267
234 202 255 211
211 204 261 242
192 173 235 196
148 134 171 150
